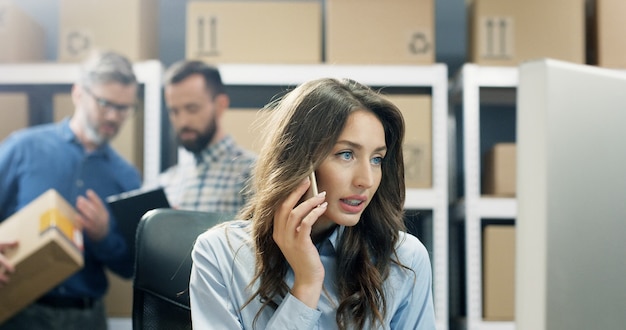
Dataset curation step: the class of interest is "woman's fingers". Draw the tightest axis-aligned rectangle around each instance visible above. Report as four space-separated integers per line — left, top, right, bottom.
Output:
296 200 327 233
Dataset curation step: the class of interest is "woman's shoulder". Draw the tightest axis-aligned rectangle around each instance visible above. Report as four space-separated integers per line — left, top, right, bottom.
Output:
394 231 431 268
195 220 253 253
197 219 251 242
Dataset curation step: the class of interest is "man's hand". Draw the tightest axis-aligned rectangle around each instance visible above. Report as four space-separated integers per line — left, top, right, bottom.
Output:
76 189 110 241
0 240 18 288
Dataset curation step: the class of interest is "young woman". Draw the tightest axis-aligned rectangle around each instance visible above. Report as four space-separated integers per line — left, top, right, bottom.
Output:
190 78 435 329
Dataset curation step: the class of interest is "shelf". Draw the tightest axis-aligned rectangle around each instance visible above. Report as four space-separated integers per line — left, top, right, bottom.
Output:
478 197 517 218
0 63 79 84
453 63 626 329
404 189 440 210
454 318 515 330
451 64 519 330
473 321 515 330
453 197 517 220
218 63 448 87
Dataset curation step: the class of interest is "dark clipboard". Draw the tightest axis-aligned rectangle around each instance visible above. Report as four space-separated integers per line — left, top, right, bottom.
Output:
106 187 171 258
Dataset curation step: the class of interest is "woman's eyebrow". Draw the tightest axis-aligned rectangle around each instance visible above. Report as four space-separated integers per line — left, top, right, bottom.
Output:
335 140 387 153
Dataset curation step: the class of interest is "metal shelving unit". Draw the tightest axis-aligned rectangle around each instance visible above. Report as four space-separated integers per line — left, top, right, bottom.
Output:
450 64 518 330
177 63 450 329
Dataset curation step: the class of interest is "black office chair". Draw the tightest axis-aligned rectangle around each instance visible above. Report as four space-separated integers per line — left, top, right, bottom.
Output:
132 208 233 330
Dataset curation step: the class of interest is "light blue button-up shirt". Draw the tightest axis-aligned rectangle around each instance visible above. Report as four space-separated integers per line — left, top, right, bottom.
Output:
190 220 436 329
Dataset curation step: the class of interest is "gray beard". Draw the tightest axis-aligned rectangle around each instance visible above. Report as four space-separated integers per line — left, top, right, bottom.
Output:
78 111 104 146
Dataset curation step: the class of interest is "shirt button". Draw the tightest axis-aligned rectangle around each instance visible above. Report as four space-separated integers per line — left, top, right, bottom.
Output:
76 180 83 187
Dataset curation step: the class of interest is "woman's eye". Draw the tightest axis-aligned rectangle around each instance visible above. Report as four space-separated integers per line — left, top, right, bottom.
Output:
337 151 353 161
371 156 383 166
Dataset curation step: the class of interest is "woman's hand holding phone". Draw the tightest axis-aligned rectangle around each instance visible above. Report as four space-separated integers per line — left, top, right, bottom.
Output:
273 174 326 308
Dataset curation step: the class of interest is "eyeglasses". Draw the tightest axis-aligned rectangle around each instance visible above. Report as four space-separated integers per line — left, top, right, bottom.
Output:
83 87 136 116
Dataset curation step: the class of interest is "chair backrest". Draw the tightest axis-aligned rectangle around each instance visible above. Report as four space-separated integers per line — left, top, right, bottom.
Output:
132 208 232 330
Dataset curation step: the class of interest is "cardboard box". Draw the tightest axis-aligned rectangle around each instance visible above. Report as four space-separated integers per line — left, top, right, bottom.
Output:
0 93 29 141
483 225 515 321
58 0 158 62
468 0 585 66
385 94 432 189
186 1 321 64
222 107 265 154
483 143 516 196
53 93 144 174
0 189 84 323
326 0 434 64
0 0 46 63
595 0 626 68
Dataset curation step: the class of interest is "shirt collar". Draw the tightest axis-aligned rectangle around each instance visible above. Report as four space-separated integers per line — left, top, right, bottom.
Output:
194 135 237 164
57 117 112 159
318 225 344 256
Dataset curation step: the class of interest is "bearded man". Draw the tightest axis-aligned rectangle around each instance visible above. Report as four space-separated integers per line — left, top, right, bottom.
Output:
157 60 256 214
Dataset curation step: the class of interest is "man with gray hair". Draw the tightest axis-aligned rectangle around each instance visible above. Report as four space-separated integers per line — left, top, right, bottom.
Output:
0 51 141 329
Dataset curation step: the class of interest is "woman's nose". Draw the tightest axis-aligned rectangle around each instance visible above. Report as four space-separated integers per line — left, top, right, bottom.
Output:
353 162 374 189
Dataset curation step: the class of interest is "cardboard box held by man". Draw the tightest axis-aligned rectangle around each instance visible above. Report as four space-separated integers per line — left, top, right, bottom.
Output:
0 189 84 323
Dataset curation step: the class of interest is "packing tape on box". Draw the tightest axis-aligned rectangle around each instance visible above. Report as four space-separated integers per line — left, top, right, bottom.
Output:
39 209 83 252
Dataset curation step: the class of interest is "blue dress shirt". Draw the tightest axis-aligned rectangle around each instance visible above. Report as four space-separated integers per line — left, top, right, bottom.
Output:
190 220 436 329
0 118 141 299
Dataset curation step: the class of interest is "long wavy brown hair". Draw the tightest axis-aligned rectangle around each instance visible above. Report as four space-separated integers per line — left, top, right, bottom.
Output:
238 78 407 329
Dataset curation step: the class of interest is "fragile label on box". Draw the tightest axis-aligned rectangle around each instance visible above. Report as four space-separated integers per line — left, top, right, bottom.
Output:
39 208 83 252
478 16 514 60
469 0 585 66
